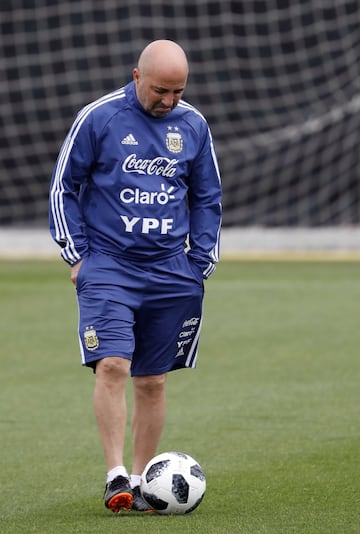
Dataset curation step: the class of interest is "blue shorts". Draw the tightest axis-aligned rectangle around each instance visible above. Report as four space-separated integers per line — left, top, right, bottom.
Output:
75 251 204 376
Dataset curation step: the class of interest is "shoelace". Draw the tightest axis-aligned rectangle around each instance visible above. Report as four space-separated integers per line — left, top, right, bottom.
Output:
108 475 130 490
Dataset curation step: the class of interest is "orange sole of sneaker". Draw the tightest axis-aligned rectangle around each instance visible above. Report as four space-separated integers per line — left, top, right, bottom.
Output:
107 492 133 512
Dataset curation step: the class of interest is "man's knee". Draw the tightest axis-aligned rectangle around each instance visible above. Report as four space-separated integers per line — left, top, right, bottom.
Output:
133 374 167 396
96 356 131 381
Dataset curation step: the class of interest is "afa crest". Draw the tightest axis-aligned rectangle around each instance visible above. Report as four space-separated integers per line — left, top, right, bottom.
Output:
84 326 99 351
166 126 183 154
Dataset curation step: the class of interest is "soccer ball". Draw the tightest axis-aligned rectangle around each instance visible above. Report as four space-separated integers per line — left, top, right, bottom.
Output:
140 451 206 514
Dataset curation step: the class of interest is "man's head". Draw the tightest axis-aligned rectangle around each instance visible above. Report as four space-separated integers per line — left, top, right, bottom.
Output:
133 40 189 118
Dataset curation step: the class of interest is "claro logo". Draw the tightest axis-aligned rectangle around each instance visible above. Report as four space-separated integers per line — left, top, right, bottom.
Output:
119 184 176 205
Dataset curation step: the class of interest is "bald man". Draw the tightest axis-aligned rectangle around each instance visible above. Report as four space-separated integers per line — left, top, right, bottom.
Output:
49 40 222 513
134 40 188 117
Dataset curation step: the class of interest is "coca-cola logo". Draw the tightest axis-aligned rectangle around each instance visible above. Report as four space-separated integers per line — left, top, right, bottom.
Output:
122 153 178 177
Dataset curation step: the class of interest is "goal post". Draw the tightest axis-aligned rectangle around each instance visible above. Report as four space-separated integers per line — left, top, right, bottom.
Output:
1 1 359 230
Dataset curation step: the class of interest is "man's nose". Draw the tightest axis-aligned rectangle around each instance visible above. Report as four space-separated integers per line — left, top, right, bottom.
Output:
161 94 175 107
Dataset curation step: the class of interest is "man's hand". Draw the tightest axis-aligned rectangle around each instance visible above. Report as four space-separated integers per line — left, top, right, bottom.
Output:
71 260 83 285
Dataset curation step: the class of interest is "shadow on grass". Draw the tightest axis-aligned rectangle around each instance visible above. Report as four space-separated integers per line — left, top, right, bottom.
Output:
1 496 204 534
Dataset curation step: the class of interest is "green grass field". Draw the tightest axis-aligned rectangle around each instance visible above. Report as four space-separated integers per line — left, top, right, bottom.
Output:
1 258 359 533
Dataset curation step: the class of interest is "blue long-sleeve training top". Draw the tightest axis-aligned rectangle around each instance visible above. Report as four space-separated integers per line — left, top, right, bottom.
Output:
49 81 222 278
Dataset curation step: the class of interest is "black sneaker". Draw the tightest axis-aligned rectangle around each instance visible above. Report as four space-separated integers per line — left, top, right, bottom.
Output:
104 475 133 512
132 485 154 512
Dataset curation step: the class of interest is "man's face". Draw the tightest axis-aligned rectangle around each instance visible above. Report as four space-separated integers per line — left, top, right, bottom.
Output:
133 68 187 118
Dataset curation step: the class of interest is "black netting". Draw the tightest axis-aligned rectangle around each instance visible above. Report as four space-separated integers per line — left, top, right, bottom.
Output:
1 0 360 226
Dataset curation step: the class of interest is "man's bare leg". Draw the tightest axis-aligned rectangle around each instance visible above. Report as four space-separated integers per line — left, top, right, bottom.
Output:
131 373 167 475
94 356 133 511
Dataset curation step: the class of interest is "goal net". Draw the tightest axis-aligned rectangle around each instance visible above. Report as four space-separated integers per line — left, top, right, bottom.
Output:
1 0 359 227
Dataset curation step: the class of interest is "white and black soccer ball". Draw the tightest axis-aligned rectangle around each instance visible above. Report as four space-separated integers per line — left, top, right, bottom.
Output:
140 451 206 515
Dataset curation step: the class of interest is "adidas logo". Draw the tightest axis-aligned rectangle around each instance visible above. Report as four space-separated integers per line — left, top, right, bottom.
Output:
121 133 138 145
